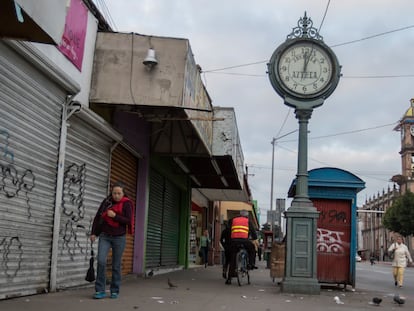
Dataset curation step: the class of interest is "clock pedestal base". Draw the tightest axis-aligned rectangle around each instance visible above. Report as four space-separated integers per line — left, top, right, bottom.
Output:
281 206 320 295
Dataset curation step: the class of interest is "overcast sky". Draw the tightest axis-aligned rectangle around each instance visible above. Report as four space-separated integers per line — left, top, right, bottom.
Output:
96 0 414 221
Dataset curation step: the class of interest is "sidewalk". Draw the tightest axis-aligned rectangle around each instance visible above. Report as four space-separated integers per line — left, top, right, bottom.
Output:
0 259 401 311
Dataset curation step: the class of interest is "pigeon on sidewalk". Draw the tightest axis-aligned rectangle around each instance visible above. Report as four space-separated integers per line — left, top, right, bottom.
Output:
393 294 405 306
168 278 178 289
334 296 344 304
146 269 154 278
369 297 382 306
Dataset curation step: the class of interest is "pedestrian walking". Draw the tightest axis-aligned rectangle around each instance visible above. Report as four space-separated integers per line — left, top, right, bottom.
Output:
220 221 231 278
388 235 413 288
90 181 134 299
257 238 263 261
199 229 210 268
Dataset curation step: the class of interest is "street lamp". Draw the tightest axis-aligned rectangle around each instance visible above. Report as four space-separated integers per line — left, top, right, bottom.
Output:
270 129 298 236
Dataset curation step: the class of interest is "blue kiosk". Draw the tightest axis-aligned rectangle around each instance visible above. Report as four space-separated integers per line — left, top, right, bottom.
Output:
288 167 365 288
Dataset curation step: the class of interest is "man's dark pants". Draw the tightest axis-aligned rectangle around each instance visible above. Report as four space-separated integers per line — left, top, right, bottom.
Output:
227 239 256 279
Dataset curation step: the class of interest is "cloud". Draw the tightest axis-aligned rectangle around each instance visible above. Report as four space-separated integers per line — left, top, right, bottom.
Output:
102 0 414 222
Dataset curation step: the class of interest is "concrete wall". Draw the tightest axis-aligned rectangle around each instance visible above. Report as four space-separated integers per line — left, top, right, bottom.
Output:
90 32 189 107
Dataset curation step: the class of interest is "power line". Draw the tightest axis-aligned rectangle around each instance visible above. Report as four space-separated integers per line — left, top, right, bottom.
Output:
247 121 399 170
203 71 414 79
342 74 414 79
94 0 117 30
274 122 397 143
248 146 396 186
202 61 267 73
202 24 414 74
330 24 414 48
308 122 397 141
318 0 331 33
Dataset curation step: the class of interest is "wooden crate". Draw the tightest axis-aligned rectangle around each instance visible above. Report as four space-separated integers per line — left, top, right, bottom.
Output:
270 242 285 278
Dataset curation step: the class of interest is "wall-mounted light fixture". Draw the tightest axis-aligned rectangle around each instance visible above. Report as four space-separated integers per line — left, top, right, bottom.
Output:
143 48 158 70
143 36 158 70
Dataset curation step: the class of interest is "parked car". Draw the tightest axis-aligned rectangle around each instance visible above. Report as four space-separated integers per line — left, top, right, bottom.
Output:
355 254 362 262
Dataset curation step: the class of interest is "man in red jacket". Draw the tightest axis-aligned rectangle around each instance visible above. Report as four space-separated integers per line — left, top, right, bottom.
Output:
225 210 257 284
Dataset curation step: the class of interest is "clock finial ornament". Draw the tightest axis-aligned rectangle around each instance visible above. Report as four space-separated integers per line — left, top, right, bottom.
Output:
287 12 323 41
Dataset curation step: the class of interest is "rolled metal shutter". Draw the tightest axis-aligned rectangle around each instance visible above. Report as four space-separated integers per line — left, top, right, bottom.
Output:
161 178 180 266
0 42 65 299
146 170 163 267
110 144 138 275
56 115 113 289
146 169 180 268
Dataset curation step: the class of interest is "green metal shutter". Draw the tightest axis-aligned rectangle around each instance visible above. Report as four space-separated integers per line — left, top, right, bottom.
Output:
146 169 180 268
161 178 180 266
146 170 163 267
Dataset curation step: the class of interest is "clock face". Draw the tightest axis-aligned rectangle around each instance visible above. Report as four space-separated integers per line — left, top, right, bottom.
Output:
276 41 333 96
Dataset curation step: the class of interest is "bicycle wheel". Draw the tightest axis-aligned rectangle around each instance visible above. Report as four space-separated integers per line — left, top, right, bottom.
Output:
236 250 250 286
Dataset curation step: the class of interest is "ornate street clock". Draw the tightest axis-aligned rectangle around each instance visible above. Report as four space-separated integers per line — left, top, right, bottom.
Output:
266 14 342 295
268 13 341 105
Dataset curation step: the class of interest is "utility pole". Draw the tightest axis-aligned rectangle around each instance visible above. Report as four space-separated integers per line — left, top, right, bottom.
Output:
270 129 298 236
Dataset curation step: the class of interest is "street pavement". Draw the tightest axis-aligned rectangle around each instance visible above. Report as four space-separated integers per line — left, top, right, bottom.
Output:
0 259 409 311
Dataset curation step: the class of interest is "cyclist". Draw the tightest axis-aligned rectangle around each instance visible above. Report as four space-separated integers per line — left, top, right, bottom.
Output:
225 209 257 284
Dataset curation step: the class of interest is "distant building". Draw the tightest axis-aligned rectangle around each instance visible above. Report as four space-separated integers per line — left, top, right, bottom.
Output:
360 99 414 260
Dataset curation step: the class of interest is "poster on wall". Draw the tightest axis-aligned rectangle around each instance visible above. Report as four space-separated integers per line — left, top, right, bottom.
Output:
58 0 87 71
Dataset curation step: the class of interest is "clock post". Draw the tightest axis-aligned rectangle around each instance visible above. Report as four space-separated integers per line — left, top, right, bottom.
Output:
267 13 341 294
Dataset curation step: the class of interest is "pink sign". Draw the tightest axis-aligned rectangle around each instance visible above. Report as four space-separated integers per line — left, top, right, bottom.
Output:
58 0 88 71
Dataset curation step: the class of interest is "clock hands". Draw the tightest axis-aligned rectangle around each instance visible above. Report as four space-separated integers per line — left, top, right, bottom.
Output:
302 51 309 79
301 47 315 81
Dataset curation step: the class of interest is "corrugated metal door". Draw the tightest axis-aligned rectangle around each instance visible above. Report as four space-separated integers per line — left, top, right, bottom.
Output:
109 144 138 275
0 42 65 299
146 169 180 268
313 198 351 284
146 170 163 267
161 178 180 266
56 115 113 289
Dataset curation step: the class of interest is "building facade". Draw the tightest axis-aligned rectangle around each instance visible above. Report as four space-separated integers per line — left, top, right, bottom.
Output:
0 0 253 299
360 99 414 261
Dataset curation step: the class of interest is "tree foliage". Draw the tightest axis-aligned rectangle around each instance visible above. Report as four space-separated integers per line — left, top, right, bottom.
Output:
383 190 414 237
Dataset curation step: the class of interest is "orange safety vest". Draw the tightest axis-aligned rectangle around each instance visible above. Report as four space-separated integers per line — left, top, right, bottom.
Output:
231 216 249 239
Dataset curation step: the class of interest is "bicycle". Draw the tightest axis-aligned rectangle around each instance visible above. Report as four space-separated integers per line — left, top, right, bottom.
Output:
235 246 250 286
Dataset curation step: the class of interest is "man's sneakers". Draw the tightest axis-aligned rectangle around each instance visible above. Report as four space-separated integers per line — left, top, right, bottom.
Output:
93 292 107 299
110 292 119 299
